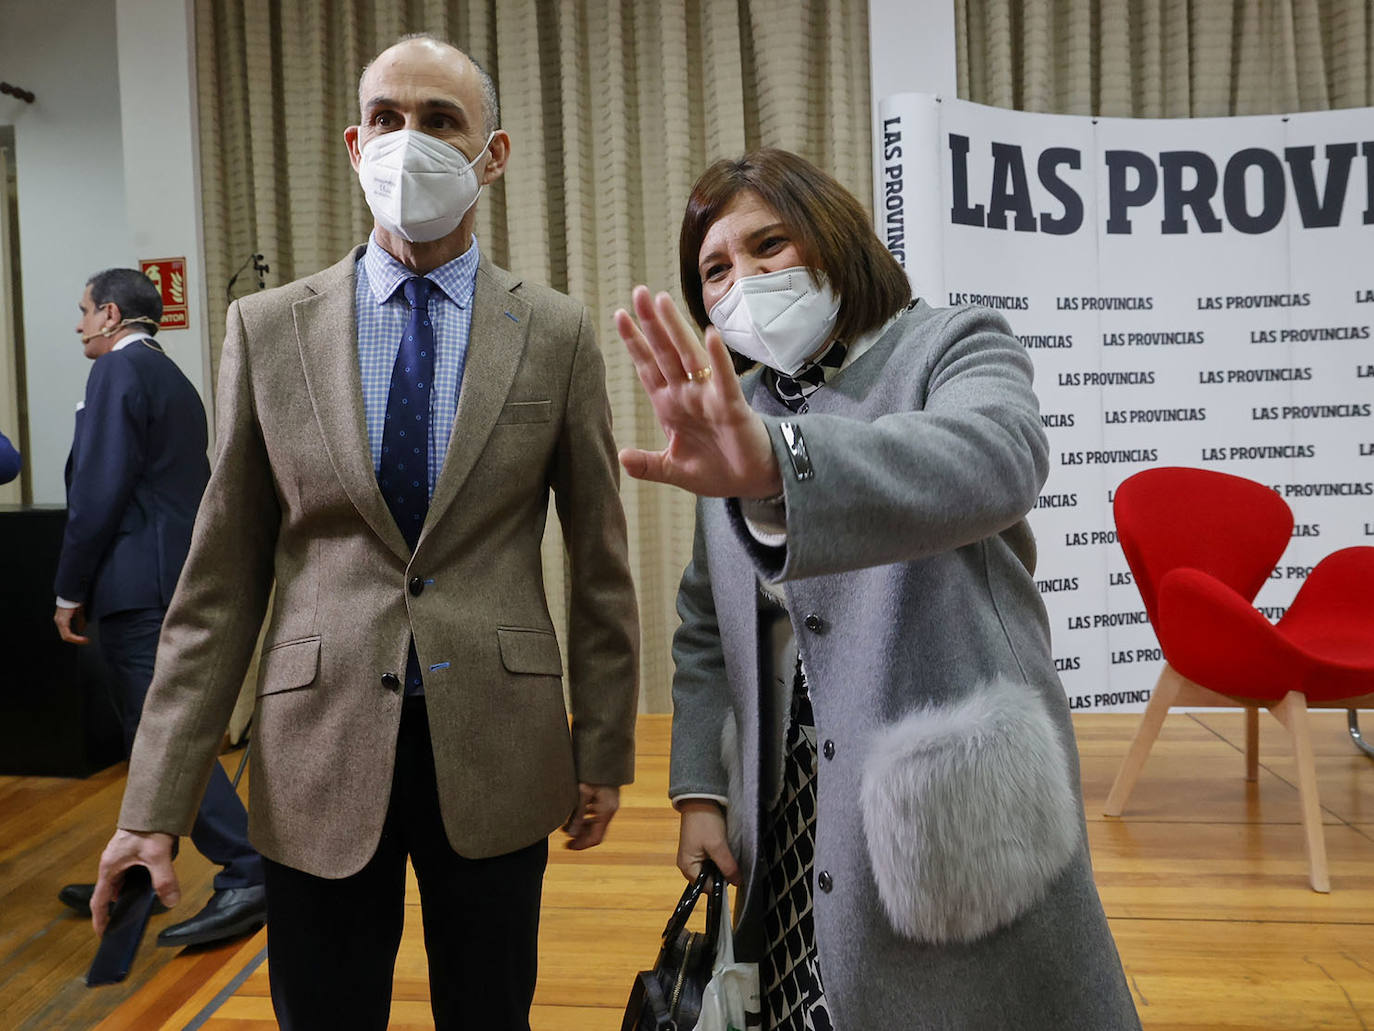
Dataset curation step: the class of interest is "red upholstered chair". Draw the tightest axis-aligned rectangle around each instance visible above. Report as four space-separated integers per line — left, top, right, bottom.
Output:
1103 466 1374 892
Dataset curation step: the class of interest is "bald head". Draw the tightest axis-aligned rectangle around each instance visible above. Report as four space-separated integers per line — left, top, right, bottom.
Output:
358 35 499 134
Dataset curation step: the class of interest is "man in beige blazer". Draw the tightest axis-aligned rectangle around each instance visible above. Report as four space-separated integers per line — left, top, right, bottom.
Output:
91 35 639 1030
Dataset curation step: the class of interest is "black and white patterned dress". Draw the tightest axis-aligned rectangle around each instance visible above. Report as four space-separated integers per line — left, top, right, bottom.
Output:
758 663 833 1031
752 351 850 1031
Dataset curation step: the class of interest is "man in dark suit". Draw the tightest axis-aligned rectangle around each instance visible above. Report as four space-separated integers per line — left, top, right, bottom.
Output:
54 267 266 947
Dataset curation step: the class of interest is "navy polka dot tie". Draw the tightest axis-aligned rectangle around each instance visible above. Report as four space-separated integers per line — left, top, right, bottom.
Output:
379 276 435 550
378 276 435 693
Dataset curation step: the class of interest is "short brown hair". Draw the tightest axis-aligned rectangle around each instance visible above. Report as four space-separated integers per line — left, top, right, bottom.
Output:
679 149 911 345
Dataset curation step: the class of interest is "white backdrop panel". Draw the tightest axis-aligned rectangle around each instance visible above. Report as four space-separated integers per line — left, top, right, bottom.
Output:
875 94 1374 711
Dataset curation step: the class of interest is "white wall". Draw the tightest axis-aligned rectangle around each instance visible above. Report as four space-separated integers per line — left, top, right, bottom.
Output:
0 0 133 504
868 0 957 104
0 0 206 505
868 0 958 235
115 0 212 437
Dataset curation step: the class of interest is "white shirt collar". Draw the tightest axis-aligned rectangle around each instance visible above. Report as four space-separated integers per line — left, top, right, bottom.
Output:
838 307 908 372
111 330 156 351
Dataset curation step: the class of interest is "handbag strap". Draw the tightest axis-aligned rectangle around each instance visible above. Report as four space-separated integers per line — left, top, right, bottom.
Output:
621 970 678 1031
661 860 726 955
662 869 706 941
702 865 724 955
634 971 677 1031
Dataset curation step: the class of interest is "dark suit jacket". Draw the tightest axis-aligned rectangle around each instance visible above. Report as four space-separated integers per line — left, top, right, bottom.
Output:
0 430 19 484
54 338 209 619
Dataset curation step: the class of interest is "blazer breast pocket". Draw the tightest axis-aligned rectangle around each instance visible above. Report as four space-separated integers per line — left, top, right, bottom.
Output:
495 399 552 425
256 635 322 697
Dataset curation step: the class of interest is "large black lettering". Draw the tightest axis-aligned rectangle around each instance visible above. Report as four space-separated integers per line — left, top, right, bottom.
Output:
1105 150 1156 234
987 142 1037 231
949 134 985 227
1365 142 1373 225
1223 148 1285 234
1285 143 1358 228
1160 151 1223 233
1038 147 1083 235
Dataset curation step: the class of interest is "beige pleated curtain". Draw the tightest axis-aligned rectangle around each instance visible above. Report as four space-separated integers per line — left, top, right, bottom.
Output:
956 0 1373 116
197 1 1370 716
195 0 872 713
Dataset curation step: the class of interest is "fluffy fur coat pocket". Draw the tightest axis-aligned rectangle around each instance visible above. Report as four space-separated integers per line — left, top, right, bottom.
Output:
859 677 1079 945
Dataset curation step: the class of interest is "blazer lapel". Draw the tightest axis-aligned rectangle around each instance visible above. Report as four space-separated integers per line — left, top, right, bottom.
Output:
418 259 531 548
293 248 410 561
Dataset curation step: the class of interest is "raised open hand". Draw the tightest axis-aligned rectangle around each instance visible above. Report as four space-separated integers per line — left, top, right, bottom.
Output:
614 286 782 499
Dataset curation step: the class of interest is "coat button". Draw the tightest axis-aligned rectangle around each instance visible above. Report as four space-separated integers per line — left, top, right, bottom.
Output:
408 576 424 596
380 672 401 691
818 871 833 893
803 613 825 633
822 739 835 760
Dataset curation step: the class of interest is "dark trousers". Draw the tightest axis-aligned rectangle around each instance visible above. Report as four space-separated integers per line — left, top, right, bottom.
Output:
262 696 548 1031
98 606 263 891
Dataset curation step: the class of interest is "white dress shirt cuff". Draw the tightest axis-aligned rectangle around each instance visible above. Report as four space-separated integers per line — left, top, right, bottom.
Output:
55 596 81 609
671 793 729 811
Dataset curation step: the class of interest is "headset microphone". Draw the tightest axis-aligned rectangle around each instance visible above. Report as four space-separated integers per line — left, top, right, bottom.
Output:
81 316 161 344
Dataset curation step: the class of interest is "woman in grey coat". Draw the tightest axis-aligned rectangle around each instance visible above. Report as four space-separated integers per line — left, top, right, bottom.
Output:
614 149 1140 1030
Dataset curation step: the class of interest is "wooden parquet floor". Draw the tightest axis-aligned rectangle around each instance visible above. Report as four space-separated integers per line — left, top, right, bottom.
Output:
2 711 1372 1030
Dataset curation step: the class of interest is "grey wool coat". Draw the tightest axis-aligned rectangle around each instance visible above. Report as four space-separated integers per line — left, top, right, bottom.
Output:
669 302 1141 1029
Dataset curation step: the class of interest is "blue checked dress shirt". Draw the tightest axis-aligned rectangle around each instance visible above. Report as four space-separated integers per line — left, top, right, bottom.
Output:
356 234 480 693
355 231 480 493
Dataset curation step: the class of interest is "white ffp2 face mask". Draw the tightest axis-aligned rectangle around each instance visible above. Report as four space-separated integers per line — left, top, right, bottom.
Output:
707 266 842 375
357 129 493 243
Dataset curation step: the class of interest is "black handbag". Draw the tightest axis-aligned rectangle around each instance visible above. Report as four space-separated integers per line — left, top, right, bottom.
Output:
621 861 725 1031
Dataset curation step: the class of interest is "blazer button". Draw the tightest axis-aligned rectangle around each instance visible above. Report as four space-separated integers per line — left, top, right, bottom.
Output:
817 871 834 893
822 739 835 760
803 613 825 633
408 576 425 596
380 672 401 692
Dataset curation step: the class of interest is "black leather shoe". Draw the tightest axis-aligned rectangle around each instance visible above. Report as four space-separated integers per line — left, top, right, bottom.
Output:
59 882 167 918
155 885 267 948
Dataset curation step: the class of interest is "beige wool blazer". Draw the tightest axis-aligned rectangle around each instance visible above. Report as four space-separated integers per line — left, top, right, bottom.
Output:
119 247 639 878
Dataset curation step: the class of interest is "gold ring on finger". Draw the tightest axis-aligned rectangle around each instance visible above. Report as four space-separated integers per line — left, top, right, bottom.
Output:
686 366 713 383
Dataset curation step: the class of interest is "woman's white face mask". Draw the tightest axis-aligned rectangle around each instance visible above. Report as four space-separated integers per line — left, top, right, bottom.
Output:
357 130 493 243
707 266 841 375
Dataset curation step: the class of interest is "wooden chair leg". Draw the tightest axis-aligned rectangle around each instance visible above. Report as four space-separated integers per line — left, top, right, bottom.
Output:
1104 664 1185 816
1270 691 1331 893
1245 706 1260 782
